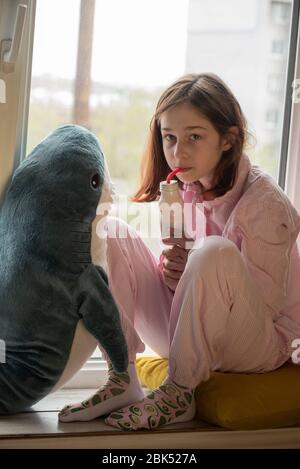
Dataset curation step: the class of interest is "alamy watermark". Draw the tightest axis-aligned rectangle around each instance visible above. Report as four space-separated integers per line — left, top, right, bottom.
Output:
291 338 300 364
95 196 204 249
0 78 6 103
0 339 6 364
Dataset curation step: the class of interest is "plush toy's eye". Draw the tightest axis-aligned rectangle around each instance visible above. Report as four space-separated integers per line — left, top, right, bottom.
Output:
90 173 100 190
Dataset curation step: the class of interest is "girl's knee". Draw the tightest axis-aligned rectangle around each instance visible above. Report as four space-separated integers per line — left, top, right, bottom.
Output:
106 217 155 283
186 236 239 274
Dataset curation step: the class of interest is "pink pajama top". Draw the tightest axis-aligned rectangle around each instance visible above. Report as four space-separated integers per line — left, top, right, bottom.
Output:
180 153 300 356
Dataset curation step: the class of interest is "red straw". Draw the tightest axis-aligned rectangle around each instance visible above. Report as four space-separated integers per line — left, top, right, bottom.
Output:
166 167 187 184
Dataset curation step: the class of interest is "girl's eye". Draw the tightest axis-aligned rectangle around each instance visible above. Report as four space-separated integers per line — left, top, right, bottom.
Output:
163 134 176 142
190 134 202 141
90 173 100 190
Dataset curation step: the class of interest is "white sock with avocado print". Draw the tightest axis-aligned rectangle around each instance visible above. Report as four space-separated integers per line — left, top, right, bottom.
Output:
105 378 196 431
58 362 144 422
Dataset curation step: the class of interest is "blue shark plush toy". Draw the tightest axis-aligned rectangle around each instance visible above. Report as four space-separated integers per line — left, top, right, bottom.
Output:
0 125 128 414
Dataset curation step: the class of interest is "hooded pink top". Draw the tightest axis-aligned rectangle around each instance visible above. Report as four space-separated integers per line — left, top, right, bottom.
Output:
180 153 300 353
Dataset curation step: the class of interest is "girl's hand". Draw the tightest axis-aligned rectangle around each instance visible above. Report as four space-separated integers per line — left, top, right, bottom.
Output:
161 243 190 292
162 226 194 250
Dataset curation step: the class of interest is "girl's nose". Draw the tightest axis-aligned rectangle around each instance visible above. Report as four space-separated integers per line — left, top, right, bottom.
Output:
173 141 187 159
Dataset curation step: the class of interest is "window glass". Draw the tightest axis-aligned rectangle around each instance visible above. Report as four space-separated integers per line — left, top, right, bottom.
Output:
26 0 293 365
271 39 285 55
27 0 293 253
271 0 292 24
185 0 292 180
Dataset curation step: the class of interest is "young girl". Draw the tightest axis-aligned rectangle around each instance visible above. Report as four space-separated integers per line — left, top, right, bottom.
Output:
58 73 300 430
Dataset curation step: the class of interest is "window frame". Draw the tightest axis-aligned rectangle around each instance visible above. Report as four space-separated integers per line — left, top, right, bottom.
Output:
0 0 36 205
278 0 300 189
284 2 300 217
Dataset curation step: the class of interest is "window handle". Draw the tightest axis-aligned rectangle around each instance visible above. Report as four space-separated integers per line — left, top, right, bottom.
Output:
0 4 27 73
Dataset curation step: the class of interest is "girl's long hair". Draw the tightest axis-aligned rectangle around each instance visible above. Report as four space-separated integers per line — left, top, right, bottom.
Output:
132 73 249 202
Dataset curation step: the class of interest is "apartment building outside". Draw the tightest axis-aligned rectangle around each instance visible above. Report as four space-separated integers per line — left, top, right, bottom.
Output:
185 0 292 178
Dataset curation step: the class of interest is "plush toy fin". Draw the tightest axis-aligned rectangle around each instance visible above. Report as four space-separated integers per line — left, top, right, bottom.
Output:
77 264 129 373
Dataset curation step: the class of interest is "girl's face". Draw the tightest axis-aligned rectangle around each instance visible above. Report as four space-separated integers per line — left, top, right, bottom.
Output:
160 101 232 189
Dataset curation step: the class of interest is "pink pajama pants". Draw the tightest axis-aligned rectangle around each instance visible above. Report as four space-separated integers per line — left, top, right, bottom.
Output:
104 217 289 388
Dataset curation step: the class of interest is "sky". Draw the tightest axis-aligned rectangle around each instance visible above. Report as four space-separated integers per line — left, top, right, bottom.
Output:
32 0 190 87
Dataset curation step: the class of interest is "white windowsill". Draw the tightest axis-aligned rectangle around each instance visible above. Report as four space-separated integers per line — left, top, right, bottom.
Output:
0 388 226 449
0 387 299 449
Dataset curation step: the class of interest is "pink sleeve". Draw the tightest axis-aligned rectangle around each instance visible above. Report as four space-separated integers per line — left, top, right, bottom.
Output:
236 200 300 319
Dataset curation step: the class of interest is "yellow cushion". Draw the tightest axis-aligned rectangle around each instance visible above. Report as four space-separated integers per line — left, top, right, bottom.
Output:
136 356 300 430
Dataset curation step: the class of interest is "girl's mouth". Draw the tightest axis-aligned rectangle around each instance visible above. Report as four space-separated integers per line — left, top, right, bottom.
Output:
177 167 191 173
